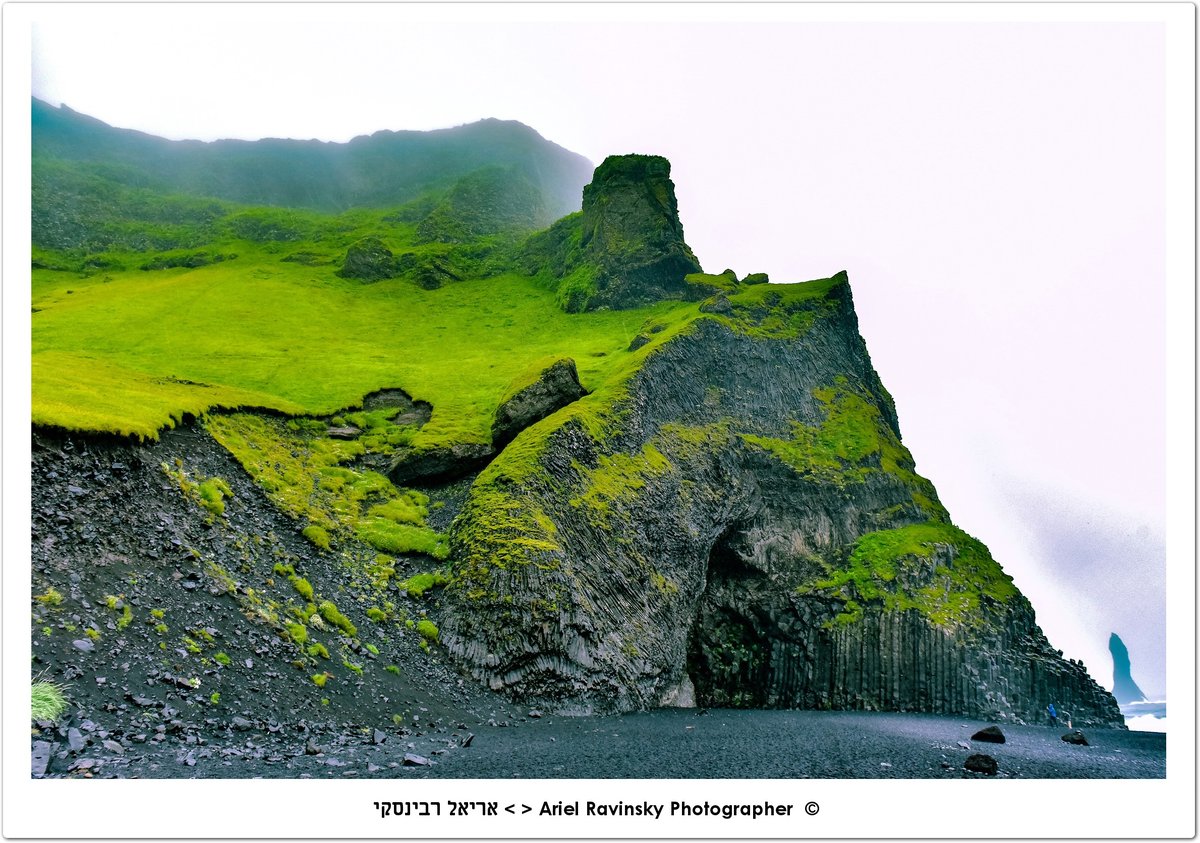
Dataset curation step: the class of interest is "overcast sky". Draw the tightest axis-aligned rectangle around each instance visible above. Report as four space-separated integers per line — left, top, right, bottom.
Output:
27 5 1177 696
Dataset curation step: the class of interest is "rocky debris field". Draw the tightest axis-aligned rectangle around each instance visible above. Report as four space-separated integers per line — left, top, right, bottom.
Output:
29 424 518 779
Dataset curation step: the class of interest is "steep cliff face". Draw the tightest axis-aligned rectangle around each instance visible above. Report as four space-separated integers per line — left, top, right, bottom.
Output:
440 223 1122 726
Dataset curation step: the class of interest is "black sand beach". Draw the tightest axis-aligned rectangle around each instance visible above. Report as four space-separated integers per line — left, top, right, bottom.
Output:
35 708 1165 780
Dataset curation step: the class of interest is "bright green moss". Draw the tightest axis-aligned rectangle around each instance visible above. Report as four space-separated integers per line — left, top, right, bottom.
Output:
365 492 429 527
284 623 308 645
569 442 673 522
684 269 739 293
398 570 451 598
311 673 329 688
197 477 233 516
354 519 449 559
213 651 232 666
318 601 357 637
712 274 844 340
809 522 1019 630
306 642 330 659
301 525 331 551
416 619 439 642
290 576 314 601
742 381 945 519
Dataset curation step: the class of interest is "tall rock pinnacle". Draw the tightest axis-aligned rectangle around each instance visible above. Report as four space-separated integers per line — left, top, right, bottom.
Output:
1109 632 1149 704
524 154 704 312
578 154 702 309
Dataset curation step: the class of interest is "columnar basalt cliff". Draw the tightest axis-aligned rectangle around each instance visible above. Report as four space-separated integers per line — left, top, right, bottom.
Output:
439 154 1123 726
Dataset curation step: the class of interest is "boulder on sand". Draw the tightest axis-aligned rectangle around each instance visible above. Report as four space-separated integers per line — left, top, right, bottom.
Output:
1061 730 1090 746
964 753 999 775
971 726 1006 744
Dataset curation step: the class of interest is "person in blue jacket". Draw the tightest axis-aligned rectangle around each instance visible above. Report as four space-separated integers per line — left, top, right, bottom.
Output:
1047 702 1058 727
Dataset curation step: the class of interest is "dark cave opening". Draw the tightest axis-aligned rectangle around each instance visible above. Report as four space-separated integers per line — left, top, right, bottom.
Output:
686 527 774 708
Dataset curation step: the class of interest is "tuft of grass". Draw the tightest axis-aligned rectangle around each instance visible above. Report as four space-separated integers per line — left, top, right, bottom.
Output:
31 679 68 722
197 477 233 516
34 587 64 606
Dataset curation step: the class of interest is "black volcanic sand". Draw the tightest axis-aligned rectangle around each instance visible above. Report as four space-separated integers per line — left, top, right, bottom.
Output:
34 710 1164 779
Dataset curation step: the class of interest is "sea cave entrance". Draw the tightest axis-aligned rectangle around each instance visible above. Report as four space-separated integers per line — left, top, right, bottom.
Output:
685 526 775 708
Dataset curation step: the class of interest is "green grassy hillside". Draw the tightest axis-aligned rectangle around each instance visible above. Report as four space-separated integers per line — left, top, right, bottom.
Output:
33 98 592 220
32 230 695 443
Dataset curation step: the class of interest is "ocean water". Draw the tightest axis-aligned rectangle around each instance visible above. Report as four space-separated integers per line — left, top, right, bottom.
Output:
1121 700 1166 733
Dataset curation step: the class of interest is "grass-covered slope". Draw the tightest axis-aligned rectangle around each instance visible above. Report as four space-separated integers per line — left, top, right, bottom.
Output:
32 209 695 442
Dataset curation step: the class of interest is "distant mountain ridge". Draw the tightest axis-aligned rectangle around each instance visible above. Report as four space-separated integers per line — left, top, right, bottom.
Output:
31 98 592 218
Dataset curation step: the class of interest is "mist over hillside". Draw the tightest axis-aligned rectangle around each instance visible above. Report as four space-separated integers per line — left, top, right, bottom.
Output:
32 97 592 218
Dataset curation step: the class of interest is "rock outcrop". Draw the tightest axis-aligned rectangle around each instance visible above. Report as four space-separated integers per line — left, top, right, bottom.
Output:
389 442 494 487
439 271 1123 726
1108 632 1148 704
338 236 397 282
522 154 704 312
491 358 587 448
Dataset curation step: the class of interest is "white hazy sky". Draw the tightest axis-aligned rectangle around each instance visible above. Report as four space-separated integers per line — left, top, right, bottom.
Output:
24 4 1184 696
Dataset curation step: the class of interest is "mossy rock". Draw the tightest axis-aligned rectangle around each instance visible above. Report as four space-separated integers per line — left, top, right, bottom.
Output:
491 357 587 448
338 236 397 282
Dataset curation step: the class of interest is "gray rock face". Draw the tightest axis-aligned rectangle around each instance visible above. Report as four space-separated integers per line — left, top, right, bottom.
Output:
491 358 587 448
439 275 1123 727
388 442 494 486
31 741 53 778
